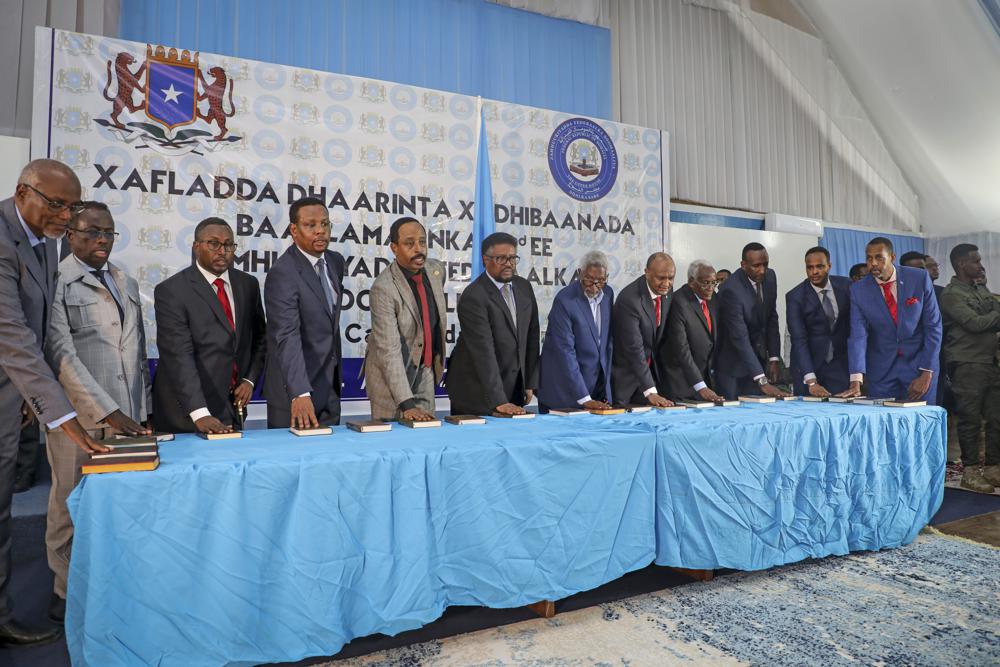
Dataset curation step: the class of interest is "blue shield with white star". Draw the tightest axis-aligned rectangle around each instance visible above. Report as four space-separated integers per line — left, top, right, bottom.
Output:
145 60 197 129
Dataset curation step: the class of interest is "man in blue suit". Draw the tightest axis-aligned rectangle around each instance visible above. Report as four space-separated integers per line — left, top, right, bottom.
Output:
714 243 790 399
263 197 346 428
785 246 851 396
537 251 614 412
839 237 942 403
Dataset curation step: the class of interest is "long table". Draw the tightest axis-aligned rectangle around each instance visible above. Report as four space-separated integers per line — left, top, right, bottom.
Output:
65 404 945 666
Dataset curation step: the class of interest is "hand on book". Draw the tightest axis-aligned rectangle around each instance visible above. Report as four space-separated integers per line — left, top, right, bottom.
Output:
907 371 932 401
835 381 863 399
103 409 152 437
195 415 233 434
697 388 723 403
581 399 611 410
494 402 526 416
646 393 674 408
61 418 111 454
760 383 790 398
402 407 436 422
290 396 319 430
807 382 831 398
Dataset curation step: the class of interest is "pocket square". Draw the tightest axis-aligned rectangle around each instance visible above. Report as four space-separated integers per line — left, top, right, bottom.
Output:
905 296 919 306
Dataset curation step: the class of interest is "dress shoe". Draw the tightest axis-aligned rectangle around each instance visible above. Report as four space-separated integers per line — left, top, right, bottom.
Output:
0 620 62 647
12 472 34 494
48 593 66 624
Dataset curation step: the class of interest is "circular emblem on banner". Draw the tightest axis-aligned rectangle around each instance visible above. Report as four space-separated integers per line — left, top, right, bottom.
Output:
548 118 618 202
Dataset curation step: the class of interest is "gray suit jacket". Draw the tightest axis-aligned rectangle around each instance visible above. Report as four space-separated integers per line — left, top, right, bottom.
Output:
364 259 447 417
45 255 151 429
0 197 73 423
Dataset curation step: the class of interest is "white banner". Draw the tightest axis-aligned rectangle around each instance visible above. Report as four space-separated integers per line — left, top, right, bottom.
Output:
33 28 668 398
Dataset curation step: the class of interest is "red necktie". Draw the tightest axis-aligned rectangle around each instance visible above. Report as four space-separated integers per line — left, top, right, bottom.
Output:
880 280 897 325
701 299 712 334
411 273 433 367
213 278 238 389
654 295 662 328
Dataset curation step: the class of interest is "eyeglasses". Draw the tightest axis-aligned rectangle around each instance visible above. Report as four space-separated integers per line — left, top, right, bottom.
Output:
68 227 119 241
695 279 720 288
25 184 86 216
486 254 519 265
580 277 607 288
198 239 239 253
295 221 331 232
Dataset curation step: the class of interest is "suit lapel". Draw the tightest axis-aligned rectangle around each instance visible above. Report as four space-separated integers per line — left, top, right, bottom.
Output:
390 262 421 324
230 271 244 350
638 278 654 342
574 283 600 345
4 211 47 293
107 263 132 335
691 290 711 337
483 275 516 335
864 275 897 329
292 246 333 321
186 266 234 335
427 261 447 339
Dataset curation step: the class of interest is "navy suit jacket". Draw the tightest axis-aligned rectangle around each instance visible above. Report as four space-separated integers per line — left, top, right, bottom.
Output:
537 280 613 410
715 267 781 381
847 265 942 394
785 276 851 393
263 244 345 423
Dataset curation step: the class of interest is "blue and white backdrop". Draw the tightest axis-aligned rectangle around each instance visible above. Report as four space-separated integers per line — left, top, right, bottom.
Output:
32 28 669 399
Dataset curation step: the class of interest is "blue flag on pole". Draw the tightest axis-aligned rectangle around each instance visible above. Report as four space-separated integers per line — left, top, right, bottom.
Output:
471 108 495 281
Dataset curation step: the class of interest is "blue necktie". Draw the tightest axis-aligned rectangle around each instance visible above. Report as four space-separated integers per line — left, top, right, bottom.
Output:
317 258 334 313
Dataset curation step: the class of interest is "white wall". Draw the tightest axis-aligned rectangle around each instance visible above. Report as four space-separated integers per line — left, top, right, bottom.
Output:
0 136 30 194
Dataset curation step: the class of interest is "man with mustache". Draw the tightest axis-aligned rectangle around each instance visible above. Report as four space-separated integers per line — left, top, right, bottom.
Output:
364 217 447 422
0 159 106 647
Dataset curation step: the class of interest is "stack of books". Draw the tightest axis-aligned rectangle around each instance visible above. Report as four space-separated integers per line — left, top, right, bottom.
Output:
81 436 159 474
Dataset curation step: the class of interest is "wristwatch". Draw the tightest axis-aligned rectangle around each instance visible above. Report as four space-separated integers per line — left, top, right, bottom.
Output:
757 376 769 386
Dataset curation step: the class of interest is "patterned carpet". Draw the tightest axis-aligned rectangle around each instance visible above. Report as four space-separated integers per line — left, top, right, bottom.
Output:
330 531 1000 666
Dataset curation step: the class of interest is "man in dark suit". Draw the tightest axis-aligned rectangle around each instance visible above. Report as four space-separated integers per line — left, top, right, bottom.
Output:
785 246 851 396
264 197 345 428
839 237 942 403
537 250 614 412
447 232 540 416
714 242 789 399
0 159 106 647
152 217 266 433
657 260 723 403
611 252 675 407
849 263 869 282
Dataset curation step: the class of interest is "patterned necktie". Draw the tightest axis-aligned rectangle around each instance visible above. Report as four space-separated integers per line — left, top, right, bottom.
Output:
701 299 712 334
755 280 764 305
213 277 237 390
821 288 835 362
94 269 124 324
411 272 433 367
501 282 517 328
317 257 334 313
881 280 897 325
654 295 662 329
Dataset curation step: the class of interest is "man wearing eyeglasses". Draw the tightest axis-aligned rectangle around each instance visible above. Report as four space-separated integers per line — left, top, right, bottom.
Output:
0 159 107 647
43 201 152 623
447 232 540 416
785 246 851 397
536 250 614 412
263 197 346 428
152 217 266 434
610 252 676 407
657 260 724 403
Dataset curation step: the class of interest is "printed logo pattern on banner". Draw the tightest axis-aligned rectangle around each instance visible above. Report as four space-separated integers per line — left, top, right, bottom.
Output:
41 29 667 399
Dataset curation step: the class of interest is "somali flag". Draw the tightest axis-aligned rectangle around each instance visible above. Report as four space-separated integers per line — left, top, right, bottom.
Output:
470 109 495 281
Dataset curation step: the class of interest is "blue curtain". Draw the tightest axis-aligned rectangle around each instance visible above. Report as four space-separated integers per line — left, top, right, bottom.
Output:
821 226 926 277
119 0 611 119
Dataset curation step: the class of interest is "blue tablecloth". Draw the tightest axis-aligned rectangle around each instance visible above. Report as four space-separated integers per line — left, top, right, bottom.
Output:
66 419 657 667
65 404 945 666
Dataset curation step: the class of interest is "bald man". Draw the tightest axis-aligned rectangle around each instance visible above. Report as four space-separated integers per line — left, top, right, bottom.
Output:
0 159 105 645
610 252 676 407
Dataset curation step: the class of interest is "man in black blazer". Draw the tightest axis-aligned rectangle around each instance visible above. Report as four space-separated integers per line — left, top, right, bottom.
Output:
0 159 106 647
447 232 539 416
785 246 851 396
611 252 676 406
714 242 789 399
152 217 266 434
263 197 345 428
657 260 724 403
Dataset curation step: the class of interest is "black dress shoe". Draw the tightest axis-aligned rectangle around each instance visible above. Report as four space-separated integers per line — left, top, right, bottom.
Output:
48 593 66 624
12 473 35 494
0 620 62 647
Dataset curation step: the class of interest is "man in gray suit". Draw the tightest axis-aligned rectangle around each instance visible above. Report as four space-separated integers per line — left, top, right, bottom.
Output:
0 159 105 647
44 201 151 623
365 218 448 422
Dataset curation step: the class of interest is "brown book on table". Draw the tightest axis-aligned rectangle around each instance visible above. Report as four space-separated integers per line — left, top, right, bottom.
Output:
399 419 442 428
196 431 243 440
679 401 714 408
549 408 590 416
777 395 801 401
884 400 927 408
81 455 159 475
290 426 333 436
106 436 158 449
738 395 776 404
444 415 486 425
91 445 159 459
114 432 174 442
589 407 626 415
346 420 392 433
491 411 535 419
